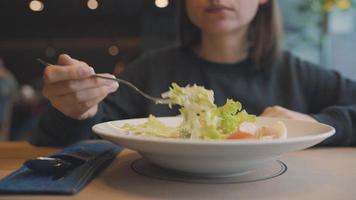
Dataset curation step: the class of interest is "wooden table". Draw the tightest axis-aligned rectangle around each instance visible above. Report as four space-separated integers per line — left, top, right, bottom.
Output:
0 141 355 200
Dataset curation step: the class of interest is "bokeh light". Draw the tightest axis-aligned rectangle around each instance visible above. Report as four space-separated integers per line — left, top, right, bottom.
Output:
29 0 44 12
155 0 169 8
87 0 99 10
108 45 119 56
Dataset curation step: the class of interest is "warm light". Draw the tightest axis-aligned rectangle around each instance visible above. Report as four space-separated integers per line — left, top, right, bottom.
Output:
29 0 44 12
108 45 119 56
45 47 56 57
87 0 99 10
21 85 35 99
155 0 169 8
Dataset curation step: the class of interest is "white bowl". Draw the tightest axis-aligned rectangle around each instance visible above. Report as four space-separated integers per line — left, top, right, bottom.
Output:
92 116 334 177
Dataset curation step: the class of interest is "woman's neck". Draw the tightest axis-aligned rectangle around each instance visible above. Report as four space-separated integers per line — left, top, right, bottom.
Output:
194 27 249 64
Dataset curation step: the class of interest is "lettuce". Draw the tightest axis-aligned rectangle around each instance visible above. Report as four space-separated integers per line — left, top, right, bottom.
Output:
122 115 180 138
122 83 256 140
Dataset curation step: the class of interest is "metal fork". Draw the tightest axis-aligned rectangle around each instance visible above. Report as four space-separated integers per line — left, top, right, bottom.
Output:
37 58 170 104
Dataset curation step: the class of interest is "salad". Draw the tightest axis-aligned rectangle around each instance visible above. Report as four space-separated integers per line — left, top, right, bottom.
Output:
122 83 287 140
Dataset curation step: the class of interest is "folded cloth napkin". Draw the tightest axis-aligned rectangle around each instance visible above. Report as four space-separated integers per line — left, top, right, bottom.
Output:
0 140 122 195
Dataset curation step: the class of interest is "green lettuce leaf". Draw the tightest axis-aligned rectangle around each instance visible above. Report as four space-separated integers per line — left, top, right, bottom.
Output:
122 83 256 140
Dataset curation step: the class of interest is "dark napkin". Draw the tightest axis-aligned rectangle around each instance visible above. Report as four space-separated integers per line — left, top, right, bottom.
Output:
0 140 122 195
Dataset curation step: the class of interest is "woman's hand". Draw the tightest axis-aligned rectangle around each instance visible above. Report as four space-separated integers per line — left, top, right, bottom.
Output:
260 106 318 122
42 54 119 120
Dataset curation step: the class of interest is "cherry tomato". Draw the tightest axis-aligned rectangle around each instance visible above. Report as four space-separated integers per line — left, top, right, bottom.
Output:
226 131 255 140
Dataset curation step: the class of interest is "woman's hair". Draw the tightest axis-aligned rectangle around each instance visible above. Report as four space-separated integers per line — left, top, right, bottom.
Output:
177 0 283 68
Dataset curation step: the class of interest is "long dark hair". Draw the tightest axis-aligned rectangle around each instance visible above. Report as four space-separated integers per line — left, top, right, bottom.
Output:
177 0 283 68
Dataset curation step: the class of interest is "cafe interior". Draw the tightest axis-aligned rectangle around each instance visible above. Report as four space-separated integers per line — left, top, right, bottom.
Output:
0 0 355 141
0 0 355 198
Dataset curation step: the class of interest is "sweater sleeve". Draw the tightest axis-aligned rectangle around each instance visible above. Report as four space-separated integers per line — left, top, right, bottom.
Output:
305 64 356 146
29 106 104 147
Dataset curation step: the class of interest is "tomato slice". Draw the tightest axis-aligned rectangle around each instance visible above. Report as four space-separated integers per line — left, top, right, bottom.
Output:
226 131 255 140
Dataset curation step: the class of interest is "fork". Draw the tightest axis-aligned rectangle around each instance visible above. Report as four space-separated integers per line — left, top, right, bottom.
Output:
37 58 170 104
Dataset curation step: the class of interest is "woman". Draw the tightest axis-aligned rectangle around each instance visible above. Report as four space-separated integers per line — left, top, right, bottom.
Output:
31 0 356 146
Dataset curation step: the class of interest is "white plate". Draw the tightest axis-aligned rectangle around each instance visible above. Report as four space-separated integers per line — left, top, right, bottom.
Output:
92 116 335 177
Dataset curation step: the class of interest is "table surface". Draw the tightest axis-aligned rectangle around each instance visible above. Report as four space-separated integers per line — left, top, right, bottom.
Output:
0 141 355 200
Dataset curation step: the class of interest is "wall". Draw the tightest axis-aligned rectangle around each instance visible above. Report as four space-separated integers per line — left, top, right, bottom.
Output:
279 0 356 80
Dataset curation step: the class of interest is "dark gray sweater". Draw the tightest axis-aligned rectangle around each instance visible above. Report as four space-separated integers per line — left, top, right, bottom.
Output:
30 46 356 146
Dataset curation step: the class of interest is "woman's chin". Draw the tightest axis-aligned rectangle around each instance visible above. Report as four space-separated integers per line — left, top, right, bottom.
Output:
203 24 242 35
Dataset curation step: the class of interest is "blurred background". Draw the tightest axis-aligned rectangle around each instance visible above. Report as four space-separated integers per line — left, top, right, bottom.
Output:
0 0 355 141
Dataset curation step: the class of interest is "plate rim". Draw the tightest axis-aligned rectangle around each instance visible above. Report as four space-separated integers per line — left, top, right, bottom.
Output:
92 116 335 146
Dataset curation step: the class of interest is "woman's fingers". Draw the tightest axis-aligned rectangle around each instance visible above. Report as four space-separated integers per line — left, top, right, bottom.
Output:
57 54 84 65
49 83 118 108
54 94 108 119
260 105 317 122
42 54 119 120
43 64 95 83
49 83 117 120
43 73 117 97
260 106 285 117
44 54 95 83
